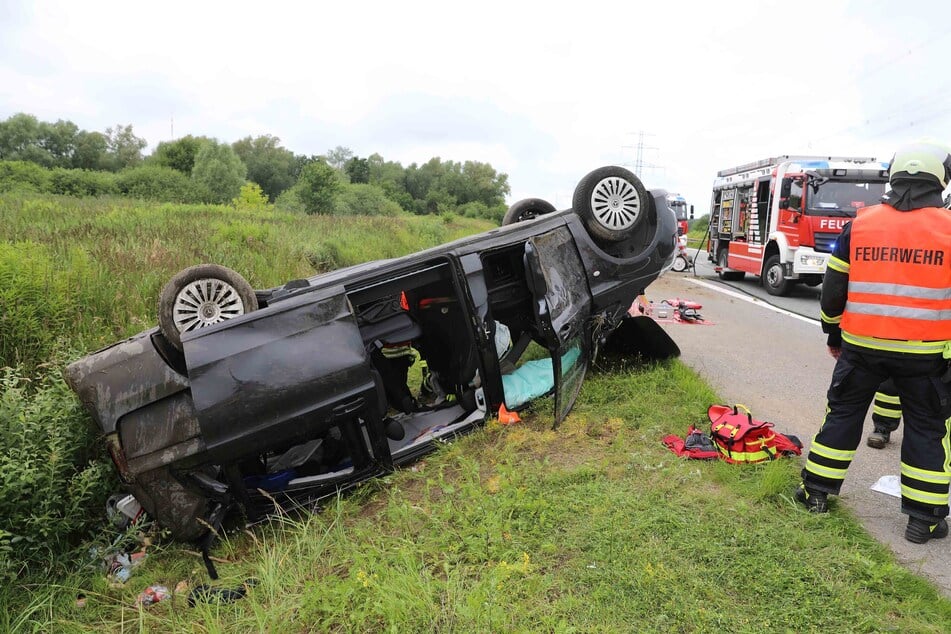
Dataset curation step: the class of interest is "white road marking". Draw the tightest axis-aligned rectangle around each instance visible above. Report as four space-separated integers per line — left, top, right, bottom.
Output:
685 278 821 327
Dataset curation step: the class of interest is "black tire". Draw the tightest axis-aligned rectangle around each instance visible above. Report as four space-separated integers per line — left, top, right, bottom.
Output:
501 198 556 225
717 249 745 281
572 166 649 243
762 254 791 296
672 255 689 272
158 263 258 350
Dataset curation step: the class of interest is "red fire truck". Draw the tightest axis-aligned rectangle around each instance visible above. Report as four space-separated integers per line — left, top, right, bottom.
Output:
706 155 889 295
667 192 693 236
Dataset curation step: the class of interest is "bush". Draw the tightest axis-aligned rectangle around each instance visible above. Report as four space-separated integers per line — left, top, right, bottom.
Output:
296 160 341 214
191 140 247 204
0 362 115 581
0 161 51 193
115 165 210 203
48 167 117 197
332 183 403 216
232 182 271 211
274 185 307 214
688 214 710 238
456 200 506 224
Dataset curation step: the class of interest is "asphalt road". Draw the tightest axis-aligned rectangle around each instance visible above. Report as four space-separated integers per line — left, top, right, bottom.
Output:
651 251 951 598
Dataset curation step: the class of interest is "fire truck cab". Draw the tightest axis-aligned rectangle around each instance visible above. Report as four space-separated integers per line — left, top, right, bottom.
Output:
707 155 889 296
667 193 693 236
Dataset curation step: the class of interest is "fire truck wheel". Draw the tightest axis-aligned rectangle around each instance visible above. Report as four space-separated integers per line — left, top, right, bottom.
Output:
762 254 791 296
717 249 745 281
572 166 648 243
502 198 556 225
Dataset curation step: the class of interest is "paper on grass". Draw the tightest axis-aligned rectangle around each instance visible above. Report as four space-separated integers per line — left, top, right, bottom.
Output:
871 474 901 498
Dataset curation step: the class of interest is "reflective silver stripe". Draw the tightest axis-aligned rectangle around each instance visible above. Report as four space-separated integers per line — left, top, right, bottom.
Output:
849 281 951 301
845 301 951 321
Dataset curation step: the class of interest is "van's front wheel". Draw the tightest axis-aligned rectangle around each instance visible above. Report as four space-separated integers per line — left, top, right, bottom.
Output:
502 198 556 225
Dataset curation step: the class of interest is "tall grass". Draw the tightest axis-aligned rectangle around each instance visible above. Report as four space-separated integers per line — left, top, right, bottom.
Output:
0 192 492 369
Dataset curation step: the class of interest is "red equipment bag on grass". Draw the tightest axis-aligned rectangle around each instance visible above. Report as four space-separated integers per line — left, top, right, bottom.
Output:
662 425 720 460
707 404 802 464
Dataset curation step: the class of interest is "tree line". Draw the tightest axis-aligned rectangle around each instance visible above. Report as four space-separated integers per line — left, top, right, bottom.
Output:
0 113 511 221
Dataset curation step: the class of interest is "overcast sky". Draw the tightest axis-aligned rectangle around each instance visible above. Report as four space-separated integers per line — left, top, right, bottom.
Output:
2 0 950 213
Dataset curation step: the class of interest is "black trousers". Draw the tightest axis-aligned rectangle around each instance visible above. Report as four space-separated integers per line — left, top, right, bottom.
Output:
872 377 902 433
802 343 951 520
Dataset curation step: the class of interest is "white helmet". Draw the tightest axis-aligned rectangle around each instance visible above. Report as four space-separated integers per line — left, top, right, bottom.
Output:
888 141 951 188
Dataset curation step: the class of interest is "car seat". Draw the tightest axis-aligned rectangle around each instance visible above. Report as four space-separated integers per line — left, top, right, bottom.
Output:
413 296 479 404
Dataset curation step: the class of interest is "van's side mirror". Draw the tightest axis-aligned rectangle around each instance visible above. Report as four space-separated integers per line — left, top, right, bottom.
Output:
689 204 695 220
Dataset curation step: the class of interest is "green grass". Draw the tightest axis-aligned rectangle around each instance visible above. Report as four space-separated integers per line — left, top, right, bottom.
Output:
6 362 951 633
2 192 951 632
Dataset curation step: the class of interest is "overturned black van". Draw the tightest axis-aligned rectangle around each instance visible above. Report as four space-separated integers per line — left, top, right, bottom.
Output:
65 166 680 541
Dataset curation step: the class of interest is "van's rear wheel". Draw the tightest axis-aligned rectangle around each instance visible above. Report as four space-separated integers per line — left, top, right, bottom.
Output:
158 264 258 350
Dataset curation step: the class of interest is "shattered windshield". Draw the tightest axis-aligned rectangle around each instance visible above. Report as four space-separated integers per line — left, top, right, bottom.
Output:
805 181 886 217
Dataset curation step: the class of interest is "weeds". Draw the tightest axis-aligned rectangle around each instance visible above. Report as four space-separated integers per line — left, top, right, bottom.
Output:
0 360 116 582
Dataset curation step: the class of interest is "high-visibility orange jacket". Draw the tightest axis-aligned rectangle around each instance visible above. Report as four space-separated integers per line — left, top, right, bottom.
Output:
840 204 951 344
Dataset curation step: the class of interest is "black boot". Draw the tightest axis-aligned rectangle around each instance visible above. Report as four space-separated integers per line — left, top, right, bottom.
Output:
905 517 949 544
795 483 828 513
866 429 890 449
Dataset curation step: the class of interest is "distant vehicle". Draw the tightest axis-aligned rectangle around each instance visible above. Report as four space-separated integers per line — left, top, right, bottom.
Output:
66 166 681 542
667 193 693 236
706 155 889 296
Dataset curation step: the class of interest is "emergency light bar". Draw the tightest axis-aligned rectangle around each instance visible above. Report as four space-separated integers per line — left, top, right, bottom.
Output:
717 155 880 178
807 167 890 180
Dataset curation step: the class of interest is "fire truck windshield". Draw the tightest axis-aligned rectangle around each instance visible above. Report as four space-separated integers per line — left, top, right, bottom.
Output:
669 200 688 220
805 180 886 217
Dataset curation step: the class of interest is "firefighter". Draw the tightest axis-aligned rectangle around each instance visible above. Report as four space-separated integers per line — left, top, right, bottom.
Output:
867 379 901 449
866 182 951 450
796 141 951 544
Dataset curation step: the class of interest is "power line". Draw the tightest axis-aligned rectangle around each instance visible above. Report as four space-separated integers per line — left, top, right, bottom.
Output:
621 131 662 179
807 78 951 146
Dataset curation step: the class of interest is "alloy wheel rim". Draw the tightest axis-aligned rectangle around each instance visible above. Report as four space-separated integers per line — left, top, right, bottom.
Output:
590 176 641 231
173 278 247 333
